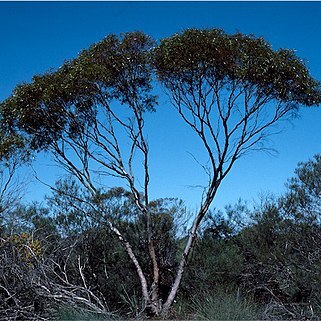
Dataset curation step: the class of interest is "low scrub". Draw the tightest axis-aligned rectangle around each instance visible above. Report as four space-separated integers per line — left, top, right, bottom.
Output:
55 306 116 321
193 290 261 321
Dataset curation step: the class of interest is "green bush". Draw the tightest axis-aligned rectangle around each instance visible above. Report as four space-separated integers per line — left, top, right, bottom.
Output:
193 290 261 321
55 306 115 321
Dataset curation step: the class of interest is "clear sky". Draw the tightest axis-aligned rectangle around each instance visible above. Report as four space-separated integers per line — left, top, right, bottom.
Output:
1 1 321 211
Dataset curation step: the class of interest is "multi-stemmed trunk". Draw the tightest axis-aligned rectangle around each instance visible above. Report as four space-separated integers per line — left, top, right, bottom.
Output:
129 179 221 318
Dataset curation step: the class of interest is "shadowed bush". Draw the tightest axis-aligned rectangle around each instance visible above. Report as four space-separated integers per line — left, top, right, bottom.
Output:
56 305 116 321
193 290 261 321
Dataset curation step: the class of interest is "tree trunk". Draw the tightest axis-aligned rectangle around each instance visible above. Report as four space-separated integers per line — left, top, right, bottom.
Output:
107 221 150 305
146 238 162 316
161 182 220 316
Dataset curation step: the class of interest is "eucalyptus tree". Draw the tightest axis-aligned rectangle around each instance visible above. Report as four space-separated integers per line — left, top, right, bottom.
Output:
0 131 28 235
0 28 320 316
0 32 163 315
282 154 321 223
153 28 321 313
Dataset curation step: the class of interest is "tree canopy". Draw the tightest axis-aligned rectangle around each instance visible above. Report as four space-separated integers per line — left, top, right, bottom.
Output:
0 31 155 152
153 29 321 105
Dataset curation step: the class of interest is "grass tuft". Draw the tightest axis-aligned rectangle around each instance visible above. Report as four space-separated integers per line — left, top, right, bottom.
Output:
192 289 261 321
55 306 116 321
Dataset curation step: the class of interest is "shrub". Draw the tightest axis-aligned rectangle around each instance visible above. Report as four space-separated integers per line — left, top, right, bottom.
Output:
55 306 116 321
193 290 261 321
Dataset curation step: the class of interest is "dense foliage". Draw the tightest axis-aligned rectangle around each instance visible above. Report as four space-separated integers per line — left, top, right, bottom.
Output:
0 32 155 153
153 29 321 106
1 156 321 320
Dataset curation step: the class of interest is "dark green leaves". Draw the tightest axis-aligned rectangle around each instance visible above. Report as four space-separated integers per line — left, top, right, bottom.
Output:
0 28 320 160
0 32 156 154
153 28 321 106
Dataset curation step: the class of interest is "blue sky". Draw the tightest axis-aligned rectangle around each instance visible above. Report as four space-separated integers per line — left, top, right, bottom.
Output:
1 1 321 211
